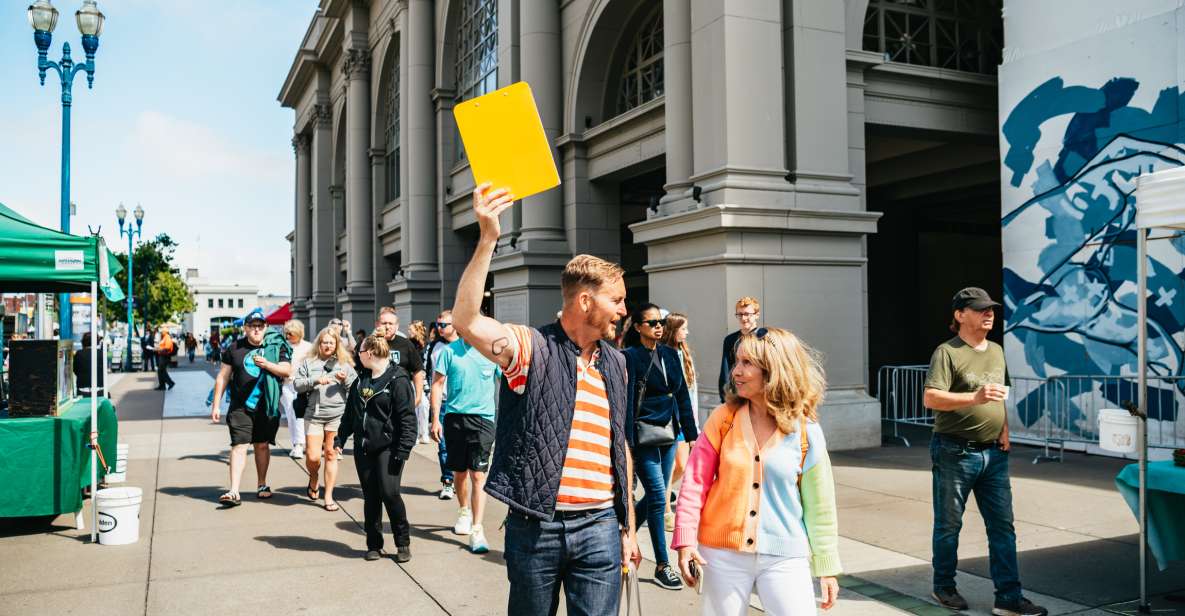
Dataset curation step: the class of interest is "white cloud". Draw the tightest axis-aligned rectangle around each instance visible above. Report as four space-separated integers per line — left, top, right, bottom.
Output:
127 111 288 184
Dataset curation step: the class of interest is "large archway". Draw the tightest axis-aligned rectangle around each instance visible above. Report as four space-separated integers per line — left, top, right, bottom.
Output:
566 0 668 314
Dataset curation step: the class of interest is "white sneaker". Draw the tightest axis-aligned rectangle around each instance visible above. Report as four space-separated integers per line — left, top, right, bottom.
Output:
453 507 472 535
439 484 455 500
289 446 303 459
469 525 489 554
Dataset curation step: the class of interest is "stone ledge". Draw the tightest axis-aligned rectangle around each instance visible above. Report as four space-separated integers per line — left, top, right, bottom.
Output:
631 204 881 244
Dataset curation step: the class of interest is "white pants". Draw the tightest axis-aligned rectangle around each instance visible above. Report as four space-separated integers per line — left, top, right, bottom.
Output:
415 394 430 440
699 546 816 616
280 383 305 449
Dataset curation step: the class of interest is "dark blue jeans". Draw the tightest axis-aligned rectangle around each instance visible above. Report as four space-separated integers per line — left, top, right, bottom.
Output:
438 432 453 485
633 443 675 565
930 434 1022 602
504 508 622 616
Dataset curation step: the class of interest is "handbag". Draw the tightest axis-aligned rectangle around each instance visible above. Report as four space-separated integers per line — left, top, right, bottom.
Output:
294 391 309 419
634 348 676 447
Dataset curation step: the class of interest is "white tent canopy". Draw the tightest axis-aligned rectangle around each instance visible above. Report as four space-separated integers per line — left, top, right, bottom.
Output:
1130 166 1185 610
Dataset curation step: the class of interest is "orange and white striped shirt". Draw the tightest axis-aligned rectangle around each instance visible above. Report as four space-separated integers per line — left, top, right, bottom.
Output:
505 325 615 511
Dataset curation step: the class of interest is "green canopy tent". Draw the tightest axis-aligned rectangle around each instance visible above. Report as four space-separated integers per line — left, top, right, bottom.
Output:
0 203 124 298
0 202 124 542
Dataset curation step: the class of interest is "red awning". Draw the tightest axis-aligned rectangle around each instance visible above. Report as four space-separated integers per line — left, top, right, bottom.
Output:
264 302 292 325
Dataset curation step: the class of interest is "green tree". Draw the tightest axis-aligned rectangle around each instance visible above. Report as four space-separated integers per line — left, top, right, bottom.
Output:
100 234 195 330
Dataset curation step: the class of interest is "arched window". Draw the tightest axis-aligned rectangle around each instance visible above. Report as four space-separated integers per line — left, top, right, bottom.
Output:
863 0 1002 75
454 0 498 160
616 7 664 116
385 49 400 202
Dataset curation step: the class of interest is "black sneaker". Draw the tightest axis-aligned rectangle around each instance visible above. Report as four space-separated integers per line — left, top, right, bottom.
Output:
932 587 969 611
993 597 1048 616
395 546 411 563
654 564 683 590
364 550 382 561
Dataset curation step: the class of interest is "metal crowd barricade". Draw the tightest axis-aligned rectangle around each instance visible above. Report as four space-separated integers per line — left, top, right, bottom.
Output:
877 366 1185 463
876 365 931 447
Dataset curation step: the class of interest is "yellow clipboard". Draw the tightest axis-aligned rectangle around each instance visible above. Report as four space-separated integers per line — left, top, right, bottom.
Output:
453 81 561 201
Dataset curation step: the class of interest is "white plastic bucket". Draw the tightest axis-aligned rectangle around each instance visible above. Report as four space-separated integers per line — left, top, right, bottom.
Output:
96 486 142 545
107 443 129 483
1098 409 1138 454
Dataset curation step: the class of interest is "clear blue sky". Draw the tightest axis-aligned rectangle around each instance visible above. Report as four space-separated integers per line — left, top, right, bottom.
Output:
0 1 317 295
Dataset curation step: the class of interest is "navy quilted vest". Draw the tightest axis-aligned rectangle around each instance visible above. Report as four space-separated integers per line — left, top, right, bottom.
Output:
485 322 630 522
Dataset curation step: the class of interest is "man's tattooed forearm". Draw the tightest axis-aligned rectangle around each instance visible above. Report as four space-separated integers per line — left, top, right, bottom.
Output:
491 337 510 357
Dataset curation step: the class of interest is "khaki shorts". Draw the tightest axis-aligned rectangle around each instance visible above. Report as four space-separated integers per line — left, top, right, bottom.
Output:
304 416 342 436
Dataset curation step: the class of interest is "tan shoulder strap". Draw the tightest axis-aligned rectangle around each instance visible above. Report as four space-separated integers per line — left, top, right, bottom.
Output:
797 416 809 486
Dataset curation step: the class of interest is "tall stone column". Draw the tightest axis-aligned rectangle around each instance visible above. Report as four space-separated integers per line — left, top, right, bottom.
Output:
660 0 694 213
490 0 570 327
392 0 441 322
341 35 375 327
783 0 861 211
631 0 881 449
292 133 312 326
371 147 393 311
308 92 338 333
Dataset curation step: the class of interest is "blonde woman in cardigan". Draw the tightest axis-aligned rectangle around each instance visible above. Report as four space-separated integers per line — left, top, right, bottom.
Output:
673 327 841 615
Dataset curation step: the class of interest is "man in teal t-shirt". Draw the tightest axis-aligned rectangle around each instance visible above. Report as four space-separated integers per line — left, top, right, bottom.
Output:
430 337 500 554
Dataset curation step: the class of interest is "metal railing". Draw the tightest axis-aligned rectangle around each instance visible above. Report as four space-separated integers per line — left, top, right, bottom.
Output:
877 365 1185 463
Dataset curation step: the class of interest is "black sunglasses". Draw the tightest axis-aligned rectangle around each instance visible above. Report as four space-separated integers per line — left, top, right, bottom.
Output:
641 319 666 328
754 327 774 343
436 321 452 328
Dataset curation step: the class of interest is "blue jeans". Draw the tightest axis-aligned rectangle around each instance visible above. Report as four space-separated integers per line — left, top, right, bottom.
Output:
504 508 622 616
930 434 1022 602
633 443 675 565
438 434 453 485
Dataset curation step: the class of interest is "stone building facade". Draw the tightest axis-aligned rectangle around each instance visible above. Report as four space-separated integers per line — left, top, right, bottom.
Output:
279 0 1004 449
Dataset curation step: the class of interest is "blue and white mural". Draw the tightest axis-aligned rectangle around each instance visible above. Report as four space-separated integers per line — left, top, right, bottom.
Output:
999 1 1185 448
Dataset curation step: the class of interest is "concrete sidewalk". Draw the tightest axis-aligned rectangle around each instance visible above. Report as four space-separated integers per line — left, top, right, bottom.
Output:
1 370 1182 615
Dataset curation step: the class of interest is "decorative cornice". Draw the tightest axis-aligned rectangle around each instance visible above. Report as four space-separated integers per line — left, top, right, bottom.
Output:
292 133 311 154
314 102 333 127
369 147 387 165
328 185 345 197
430 87 456 103
343 47 371 79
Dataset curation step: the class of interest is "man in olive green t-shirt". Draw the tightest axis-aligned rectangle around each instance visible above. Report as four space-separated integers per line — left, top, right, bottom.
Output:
921 287 1047 616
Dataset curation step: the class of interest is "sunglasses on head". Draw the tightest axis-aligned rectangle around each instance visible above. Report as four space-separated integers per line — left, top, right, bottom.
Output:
641 319 666 328
754 327 773 343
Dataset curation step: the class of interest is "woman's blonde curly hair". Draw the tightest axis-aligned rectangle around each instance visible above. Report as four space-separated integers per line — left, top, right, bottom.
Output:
726 326 826 432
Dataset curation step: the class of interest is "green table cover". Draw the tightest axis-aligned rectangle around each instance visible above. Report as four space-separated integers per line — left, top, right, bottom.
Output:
1116 461 1185 570
0 397 118 517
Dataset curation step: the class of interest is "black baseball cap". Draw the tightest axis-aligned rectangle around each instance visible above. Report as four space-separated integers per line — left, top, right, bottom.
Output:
952 287 1001 311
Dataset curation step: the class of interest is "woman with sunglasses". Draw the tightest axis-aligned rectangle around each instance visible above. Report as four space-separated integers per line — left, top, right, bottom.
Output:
673 327 841 615
334 332 418 562
293 327 357 511
623 303 699 590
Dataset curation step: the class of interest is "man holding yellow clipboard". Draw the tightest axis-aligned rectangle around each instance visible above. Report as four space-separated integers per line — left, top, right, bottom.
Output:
453 182 642 616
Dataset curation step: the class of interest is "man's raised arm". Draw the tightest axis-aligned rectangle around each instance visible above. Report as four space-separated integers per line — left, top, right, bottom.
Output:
453 183 517 369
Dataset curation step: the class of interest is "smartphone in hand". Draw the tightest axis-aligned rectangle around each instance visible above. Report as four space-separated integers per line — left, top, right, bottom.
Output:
689 561 703 595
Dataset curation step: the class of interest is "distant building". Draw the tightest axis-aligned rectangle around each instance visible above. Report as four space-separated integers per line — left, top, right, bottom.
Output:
181 270 289 338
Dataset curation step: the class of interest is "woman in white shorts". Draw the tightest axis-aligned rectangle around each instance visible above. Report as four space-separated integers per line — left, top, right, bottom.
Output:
294 326 357 511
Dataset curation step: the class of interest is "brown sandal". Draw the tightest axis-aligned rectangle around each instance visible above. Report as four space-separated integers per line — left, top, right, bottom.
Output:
307 480 319 501
323 502 340 512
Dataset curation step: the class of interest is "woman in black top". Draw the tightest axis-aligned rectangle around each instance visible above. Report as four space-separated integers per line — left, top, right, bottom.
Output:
623 303 699 591
334 332 418 562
